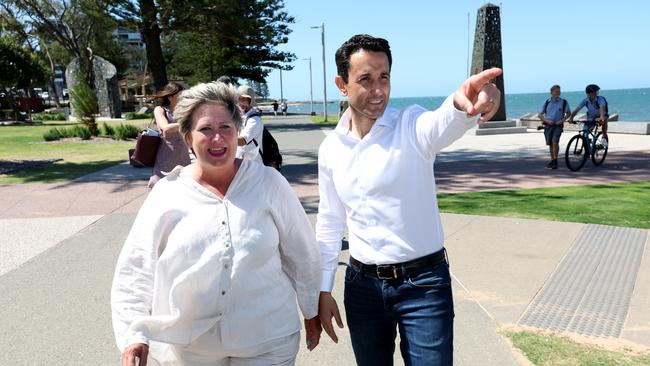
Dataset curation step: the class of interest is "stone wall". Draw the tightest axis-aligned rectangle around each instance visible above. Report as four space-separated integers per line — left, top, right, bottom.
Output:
65 56 122 118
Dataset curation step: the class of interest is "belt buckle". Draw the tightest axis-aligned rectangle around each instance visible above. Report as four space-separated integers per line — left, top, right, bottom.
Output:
376 265 398 280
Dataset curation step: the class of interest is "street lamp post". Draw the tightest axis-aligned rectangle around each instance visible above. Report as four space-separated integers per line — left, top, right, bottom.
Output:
311 22 327 122
303 57 314 115
279 67 284 103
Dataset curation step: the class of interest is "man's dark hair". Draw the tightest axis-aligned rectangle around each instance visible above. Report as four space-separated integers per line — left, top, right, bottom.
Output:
335 34 392 83
585 84 600 94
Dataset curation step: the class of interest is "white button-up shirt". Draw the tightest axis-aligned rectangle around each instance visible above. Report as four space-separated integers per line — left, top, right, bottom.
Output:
111 160 320 361
316 95 478 292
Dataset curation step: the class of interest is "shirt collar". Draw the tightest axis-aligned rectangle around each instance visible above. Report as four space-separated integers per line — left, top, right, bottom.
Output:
334 107 397 136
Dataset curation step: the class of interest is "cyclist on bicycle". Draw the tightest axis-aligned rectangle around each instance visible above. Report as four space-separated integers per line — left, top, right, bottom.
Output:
569 84 609 147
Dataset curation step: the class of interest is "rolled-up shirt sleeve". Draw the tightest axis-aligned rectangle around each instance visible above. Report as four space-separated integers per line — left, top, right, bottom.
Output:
315 142 347 292
412 94 479 159
270 170 322 319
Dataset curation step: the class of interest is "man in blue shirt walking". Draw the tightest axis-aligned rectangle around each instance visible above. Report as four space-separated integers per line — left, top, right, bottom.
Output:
538 84 571 169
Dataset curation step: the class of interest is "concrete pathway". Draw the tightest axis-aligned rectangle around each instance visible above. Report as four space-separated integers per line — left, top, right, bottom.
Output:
0 114 648 365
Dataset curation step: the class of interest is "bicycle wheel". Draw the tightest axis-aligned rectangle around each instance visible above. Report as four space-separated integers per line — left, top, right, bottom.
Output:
591 132 608 166
565 134 588 171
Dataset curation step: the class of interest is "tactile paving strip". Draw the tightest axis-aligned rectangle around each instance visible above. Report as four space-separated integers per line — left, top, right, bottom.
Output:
518 224 647 337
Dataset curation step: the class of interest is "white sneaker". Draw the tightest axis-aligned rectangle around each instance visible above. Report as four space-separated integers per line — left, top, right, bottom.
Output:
602 138 608 149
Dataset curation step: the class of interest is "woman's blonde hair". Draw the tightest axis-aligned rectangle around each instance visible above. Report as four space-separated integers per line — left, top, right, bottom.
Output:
174 82 244 142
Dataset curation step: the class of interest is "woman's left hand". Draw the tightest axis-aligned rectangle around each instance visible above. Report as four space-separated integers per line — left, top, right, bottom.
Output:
304 316 322 351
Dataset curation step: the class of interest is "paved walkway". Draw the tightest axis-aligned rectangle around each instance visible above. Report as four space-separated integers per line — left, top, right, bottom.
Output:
0 115 648 365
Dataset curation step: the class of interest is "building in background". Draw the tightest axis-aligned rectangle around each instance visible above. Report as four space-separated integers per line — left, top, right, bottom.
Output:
112 27 147 74
53 65 67 99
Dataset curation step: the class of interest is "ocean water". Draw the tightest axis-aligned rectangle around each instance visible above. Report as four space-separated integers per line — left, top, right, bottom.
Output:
288 87 650 122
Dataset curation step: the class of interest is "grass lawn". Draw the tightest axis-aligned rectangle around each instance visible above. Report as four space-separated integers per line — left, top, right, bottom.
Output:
0 119 151 184
504 330 650 365
437 181 650 229
309 114 339 126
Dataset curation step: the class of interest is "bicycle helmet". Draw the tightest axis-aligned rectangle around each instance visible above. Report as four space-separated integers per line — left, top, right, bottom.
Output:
585 84 600 94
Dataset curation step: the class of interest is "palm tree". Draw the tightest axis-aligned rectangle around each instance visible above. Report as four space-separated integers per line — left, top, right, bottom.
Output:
69 82 98 135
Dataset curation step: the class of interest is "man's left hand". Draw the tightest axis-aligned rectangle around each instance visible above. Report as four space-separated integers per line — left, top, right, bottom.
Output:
453 68 503 123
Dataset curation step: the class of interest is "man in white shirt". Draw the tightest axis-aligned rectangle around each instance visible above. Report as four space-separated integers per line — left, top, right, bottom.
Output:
236 85 264 161
316 34 502 365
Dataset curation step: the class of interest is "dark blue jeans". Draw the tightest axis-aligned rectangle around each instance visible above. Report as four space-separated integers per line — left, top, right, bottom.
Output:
344 259 454 366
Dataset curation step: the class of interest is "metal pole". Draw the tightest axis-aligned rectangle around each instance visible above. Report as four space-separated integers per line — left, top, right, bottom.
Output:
321 23 327 121
279 68 284 103
309 58 314 115
311 22 328 121
304 58 314 115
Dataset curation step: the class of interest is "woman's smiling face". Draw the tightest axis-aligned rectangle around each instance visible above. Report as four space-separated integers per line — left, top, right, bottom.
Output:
186 103 239 170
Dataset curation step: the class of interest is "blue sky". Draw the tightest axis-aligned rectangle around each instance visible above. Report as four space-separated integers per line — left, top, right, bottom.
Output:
264 0 650 101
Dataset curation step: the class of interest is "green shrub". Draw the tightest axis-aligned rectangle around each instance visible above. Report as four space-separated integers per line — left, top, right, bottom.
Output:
101 122 115 137
70 82 98 135
125 112 152 120
113 126 124 140
124 124 140 139
113 124 139 140
43 128 62 141
32 112 66 121
59 127 75 138
113 125 127 140
42 125 92 140
71 125 91 140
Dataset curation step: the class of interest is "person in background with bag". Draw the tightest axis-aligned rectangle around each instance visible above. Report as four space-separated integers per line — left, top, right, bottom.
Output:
236 84 264 162
148 82 191 188
112 82 322 366
538 84 570 169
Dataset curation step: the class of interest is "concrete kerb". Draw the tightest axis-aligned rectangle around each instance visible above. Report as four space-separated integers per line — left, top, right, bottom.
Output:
519 119 650 135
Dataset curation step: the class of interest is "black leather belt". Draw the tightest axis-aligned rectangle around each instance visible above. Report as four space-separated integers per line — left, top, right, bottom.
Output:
349 249 447 280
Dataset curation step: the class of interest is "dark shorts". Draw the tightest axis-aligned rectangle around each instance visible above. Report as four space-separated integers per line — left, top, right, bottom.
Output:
544 124 563 145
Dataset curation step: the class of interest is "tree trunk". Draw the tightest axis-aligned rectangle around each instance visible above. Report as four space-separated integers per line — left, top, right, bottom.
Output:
139 0 168 91
23 87 32 122
83 49 96 91
41 41 61 108
48 77 60 108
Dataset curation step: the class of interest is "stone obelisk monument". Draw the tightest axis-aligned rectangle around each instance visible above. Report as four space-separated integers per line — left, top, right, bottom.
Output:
471 3 506 121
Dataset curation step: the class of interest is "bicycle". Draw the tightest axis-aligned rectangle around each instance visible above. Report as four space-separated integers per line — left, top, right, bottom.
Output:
564 120 609 171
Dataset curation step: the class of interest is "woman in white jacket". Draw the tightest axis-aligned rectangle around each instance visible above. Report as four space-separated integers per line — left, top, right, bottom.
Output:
111 82 322 366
